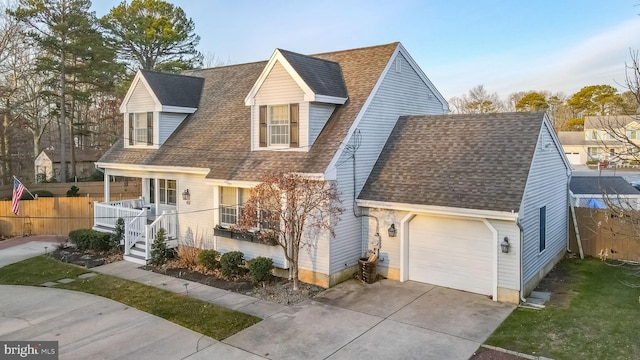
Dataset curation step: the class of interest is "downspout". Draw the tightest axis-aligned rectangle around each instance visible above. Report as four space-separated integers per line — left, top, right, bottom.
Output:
517 217 527 303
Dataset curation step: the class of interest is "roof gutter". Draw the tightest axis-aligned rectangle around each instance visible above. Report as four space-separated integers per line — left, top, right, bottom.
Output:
356 199 519 221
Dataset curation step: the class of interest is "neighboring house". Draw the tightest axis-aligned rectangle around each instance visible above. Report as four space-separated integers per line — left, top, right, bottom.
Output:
35 149 102 182
570 176 640 209
558 115 639 165
94 43 568 303
357 112 571 303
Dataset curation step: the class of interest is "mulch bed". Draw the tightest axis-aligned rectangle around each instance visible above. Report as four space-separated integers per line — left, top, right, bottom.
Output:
469 347 529 360
145 262 325 305
50 247 122 268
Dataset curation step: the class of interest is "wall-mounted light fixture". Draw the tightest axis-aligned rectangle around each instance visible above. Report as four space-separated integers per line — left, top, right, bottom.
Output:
388 224 397 237
501 237 510 253
182 189 190 203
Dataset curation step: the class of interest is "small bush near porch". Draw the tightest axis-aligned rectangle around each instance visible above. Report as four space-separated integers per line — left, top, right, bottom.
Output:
486 257 640 359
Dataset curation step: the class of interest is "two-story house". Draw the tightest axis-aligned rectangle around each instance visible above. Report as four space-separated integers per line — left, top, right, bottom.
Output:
94 43 569 303
559 115 640 165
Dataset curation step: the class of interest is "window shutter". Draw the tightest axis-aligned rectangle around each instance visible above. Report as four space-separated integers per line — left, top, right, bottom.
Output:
290 103 299 148
128 113 134 145
259 105 267 147
147 112 153 145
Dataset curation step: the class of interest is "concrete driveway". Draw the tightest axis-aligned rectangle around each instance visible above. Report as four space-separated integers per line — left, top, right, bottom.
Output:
224 279 515 360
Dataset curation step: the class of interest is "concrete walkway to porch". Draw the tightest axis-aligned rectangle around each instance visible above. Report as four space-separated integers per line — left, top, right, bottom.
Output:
92 261 287 320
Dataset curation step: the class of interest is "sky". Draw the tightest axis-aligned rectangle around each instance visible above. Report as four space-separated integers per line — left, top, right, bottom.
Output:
91 0 640 100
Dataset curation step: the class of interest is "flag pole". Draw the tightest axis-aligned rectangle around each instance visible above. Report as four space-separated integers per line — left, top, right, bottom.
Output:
13 175 35 198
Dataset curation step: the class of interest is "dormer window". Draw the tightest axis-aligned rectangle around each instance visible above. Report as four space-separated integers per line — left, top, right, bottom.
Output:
129 112 153 146
259 104 299 148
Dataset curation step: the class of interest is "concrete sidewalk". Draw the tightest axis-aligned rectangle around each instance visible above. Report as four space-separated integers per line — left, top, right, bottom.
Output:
0 239 60 268
0 285 262 360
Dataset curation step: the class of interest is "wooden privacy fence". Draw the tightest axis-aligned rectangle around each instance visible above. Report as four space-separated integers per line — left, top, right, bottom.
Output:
569 207 640 262
0 194 138 237
0 180 141 200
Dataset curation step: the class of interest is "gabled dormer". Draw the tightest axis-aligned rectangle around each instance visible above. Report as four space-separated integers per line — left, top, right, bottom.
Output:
245 49 348 151
120 69 204 149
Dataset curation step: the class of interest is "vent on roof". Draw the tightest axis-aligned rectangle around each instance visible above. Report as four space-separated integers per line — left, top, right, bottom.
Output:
395 58 402 73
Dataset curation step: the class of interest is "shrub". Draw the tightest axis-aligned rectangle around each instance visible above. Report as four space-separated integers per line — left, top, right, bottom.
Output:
176 245 201 269
150 228 169 266
220 251 244 278
248 256 274 284
66 185 80 197
198 249 221 271
111 218 125 248
68 229 113 251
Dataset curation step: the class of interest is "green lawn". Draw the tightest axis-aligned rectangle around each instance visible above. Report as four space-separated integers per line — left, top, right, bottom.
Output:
486 258 640 359
0 256 260 340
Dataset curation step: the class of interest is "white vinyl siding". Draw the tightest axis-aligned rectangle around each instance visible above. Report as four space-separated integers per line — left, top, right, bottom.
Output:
217 236 287 268
520 119 569 285
252 61 309 150
330 51 446 273
126 80 156 113
159 112 188 144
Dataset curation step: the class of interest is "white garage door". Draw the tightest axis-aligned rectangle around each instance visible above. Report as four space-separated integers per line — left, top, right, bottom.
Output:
565 152 581 165
408 215 493 295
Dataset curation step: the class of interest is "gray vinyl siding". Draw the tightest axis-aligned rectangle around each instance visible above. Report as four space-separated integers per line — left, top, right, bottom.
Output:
520 120 570 284
330 52 447 273
488 219 521 290
309 103 335 146
252 61 310 150
159 112 188 144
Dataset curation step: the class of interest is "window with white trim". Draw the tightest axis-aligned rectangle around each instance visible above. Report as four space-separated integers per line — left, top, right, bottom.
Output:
258 104 299 148
269 105 289 146
539 206 546 252
159 179 176 205
128 112 153 146
220 187 250 225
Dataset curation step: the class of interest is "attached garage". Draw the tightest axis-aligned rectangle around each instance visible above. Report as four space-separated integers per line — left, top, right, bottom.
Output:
565 152 581 165
408 215 494 295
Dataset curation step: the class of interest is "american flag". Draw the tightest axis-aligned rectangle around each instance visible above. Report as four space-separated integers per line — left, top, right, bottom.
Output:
12 177 25 215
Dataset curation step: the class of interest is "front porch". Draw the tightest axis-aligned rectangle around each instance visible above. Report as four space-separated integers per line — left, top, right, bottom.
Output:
94 198 177 265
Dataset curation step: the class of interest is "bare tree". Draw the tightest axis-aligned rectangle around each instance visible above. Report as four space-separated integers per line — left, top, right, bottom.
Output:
238 173 343 290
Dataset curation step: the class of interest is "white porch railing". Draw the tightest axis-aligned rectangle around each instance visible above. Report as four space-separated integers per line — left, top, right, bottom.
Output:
124 209 147 255
144 211 177 259
94 199 145 229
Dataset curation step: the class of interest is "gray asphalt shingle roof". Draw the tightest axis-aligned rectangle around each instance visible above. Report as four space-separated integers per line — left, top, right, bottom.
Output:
570 176 640 195
99 43 399 181
140 69 204 109
359 112 547 212
278 49 348 99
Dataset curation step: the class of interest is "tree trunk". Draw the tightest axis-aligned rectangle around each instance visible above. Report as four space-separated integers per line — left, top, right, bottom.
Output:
58 49 67 182
292 241 299 291
0 101 9 185
68 93 76 179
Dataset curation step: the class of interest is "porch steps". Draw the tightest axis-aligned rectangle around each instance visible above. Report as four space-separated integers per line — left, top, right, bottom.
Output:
129 240 147 259
123 253 147 265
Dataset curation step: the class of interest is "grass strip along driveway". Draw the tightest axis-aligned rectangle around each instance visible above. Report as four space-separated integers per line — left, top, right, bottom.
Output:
486 258 640 360
0 256 260 340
